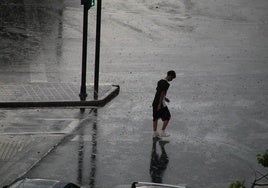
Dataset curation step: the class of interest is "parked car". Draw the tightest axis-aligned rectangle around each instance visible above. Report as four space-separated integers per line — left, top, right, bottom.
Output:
3 178 81 188
131 182 188 188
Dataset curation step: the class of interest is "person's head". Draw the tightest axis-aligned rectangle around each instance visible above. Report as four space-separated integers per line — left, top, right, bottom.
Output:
166 70 176 81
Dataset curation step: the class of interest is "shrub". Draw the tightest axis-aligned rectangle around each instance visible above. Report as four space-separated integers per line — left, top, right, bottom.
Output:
257 150 268 167
229 180 246 188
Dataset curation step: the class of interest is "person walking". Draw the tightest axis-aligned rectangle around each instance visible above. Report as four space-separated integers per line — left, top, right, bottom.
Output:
152 70 176 138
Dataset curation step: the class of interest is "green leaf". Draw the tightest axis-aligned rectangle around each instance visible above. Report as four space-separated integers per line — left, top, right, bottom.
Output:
257 150 268 167
228 180 246 188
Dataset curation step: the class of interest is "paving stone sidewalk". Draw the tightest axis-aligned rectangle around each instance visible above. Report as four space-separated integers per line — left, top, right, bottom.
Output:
0 82 119 108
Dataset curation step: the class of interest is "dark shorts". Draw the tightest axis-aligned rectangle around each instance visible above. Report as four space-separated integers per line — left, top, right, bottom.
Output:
153 106 171 121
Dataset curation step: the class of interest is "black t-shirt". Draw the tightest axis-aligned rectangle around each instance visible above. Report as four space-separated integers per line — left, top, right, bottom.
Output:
152 79 170 107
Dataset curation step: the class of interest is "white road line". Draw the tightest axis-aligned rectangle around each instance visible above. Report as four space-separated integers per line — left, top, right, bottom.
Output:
0 120 80 135
62 119 80 133
71 135 92 142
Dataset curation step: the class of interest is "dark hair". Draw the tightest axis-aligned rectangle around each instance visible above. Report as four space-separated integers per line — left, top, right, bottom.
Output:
167 70 176 78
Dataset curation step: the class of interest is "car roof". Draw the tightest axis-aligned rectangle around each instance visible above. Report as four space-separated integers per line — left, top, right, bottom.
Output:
8 178 80 188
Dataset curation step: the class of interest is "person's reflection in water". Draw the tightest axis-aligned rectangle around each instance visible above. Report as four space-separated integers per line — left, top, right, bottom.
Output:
150 138 169 183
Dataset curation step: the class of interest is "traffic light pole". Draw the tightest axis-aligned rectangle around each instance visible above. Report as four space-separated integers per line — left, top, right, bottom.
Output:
94 0 102 100
79 3 89 102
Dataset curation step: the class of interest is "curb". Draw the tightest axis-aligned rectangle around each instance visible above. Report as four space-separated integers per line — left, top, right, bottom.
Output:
0 85 119 108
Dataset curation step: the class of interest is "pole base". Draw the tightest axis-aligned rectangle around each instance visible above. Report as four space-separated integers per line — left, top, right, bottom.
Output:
79 93 88 101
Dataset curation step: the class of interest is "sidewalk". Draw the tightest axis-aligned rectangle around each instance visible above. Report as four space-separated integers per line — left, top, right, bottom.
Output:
0 82 119 186
0 82 119 108
0 132 70 186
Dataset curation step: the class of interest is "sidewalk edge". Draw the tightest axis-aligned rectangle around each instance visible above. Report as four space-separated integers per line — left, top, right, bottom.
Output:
0 85 120 109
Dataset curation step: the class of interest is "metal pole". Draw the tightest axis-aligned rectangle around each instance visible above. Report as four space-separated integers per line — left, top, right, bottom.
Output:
80 4 89 101
94 0 102 100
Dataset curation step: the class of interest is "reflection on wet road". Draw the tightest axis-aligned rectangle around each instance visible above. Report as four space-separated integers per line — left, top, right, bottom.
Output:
77 109 98 188
150 138 169 184
89 109 98 188
22 109 99 188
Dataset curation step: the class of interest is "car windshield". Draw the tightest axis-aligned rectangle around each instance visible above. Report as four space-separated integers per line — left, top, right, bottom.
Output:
9 179 58 188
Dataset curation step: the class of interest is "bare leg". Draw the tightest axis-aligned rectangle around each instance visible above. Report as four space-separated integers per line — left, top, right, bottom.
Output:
161 120 169 131
153 120 158 131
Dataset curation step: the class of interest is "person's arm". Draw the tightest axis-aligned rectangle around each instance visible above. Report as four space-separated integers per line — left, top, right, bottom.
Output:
157 90 165 111
165 97 170 102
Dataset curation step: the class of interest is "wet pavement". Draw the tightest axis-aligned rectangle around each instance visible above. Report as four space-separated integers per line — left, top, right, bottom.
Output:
0 83 119 107
1 0 268 187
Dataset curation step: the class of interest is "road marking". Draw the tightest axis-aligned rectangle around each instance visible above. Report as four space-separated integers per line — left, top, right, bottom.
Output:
62 119 80 133
0 120 80 135
71 135 92 142
0 139 31 160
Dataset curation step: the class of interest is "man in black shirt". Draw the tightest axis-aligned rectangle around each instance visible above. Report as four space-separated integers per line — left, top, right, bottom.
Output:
152 70 176 138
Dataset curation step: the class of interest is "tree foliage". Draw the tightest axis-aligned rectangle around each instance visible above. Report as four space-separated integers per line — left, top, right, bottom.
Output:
229 150 268 188
228 181 246 188
257 150 268 167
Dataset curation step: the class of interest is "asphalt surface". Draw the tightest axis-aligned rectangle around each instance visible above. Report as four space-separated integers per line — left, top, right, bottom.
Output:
0 0 268 187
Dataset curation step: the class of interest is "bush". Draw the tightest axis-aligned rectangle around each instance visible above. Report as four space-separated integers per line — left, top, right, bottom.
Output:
257 150 268 167
229 181 246 188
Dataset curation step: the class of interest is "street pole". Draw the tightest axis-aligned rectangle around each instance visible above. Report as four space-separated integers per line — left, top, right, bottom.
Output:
79 3 89 102
94 0 102 100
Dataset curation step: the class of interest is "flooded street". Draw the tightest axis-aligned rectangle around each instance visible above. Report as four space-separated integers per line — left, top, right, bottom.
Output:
0 0 86 83
1 0 268 187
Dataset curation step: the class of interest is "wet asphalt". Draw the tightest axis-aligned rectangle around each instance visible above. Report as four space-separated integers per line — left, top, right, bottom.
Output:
0 0 268 187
